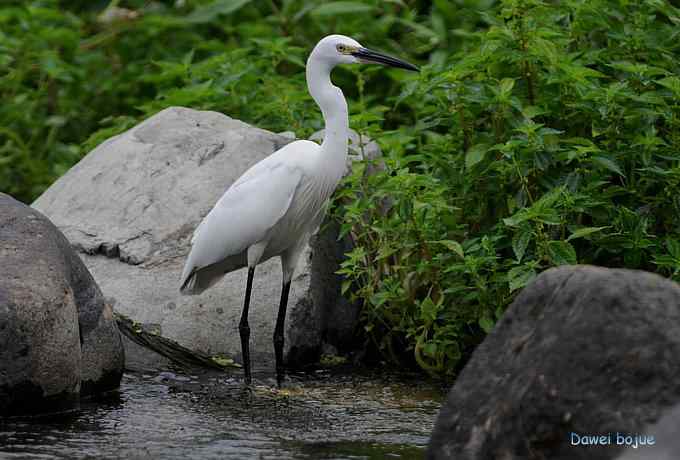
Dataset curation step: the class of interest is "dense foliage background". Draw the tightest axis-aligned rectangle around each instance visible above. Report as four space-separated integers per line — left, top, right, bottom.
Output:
2 0 680 377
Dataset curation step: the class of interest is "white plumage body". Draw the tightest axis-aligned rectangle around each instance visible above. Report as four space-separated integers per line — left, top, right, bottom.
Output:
179 139 342 294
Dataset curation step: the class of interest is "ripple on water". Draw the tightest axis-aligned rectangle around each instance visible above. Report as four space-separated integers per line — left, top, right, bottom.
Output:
0 369 444 460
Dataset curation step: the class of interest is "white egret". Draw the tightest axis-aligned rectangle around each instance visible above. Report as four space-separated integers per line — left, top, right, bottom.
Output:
179 34 418 386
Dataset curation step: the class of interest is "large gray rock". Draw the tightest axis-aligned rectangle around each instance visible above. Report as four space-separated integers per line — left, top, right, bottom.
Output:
428 265 680 460
34 106 359 370
0 193 123 417
616 403 680 460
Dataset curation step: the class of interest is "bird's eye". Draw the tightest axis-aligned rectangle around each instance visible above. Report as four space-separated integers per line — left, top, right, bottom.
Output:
336 44 346 53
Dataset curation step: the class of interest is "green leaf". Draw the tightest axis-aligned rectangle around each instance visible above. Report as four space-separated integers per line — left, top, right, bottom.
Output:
653 255 678 268
370 292 390 308
592 156 624 176
512 228 532 261
567 226 609 242
479 316 495 333
423 342 438 357
503 208 535 227
499 78 515 96
507 265 536 292
311 2 375 16
375 244 399 261
465 143 490 169
667 239 680 259
181 49 195 66
420 297 440 322
185 0 251 24
529 37 559 63
657 76 680 97
437 240 465 259
547 241 577 265
610 61 668 77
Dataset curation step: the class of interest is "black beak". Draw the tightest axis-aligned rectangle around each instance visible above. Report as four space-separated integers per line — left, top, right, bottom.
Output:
351 47 419 72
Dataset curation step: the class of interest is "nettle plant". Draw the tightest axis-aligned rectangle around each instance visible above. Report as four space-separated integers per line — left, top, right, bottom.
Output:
335 0 680 377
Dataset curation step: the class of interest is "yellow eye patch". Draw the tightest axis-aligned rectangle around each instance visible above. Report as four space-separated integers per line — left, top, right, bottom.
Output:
336 44 358 54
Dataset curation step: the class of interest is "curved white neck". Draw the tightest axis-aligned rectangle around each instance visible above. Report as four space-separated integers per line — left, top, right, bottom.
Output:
306 53 348 172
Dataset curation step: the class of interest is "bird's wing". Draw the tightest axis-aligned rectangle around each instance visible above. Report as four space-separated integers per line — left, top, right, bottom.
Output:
181 162 304 283
189 140 319 246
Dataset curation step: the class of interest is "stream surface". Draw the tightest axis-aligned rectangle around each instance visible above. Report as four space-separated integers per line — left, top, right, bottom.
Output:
0 367 443 459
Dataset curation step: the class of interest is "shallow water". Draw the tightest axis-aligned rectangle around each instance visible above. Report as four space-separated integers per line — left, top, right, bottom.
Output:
0 369 443 459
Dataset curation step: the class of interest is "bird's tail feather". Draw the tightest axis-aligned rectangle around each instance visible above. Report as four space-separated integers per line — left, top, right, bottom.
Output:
180 265 223 295
179 254 248 295
179 269 201 295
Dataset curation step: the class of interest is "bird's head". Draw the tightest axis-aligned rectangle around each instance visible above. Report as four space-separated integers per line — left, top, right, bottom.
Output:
311 34 418 72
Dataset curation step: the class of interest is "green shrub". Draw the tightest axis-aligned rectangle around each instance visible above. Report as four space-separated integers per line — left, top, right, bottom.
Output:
335 0 680 376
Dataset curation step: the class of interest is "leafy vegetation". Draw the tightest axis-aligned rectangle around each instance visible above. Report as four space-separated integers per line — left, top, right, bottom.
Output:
2 0 680 378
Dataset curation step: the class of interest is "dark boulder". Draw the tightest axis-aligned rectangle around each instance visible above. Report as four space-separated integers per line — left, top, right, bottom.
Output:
428 265 680 460
75 263 125 396
0 193 123 417
616 403 680 460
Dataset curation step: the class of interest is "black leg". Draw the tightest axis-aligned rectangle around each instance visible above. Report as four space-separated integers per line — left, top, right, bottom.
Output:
273 280 291 387
239 267 255 385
